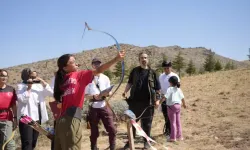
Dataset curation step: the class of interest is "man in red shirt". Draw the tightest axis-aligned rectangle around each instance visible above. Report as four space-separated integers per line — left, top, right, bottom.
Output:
0 69 17 150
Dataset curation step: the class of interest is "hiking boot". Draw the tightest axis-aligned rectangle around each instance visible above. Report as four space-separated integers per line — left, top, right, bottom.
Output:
123 142 130 150
163 123 171 136
91 144 99 150
144 142 150 149
110 144 116 150
163 126 170 136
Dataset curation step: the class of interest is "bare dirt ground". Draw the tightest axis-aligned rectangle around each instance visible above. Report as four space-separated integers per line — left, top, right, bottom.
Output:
16 69 250 150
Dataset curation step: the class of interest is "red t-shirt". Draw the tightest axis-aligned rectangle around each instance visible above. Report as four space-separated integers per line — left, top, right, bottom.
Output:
60 70 93 115
0 85 17 121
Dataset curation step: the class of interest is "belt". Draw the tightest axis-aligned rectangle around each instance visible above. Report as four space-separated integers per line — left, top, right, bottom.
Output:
0 109 8 114
63 106 82 120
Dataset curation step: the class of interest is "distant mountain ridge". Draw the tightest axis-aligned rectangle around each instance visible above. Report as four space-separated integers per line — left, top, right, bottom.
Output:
4 44 250 86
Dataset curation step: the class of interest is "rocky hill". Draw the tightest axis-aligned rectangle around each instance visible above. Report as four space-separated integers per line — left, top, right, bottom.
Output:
4 44 250 86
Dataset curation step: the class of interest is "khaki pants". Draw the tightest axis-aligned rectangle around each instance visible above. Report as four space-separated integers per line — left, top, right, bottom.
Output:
54 115 82 150
0 121 15 150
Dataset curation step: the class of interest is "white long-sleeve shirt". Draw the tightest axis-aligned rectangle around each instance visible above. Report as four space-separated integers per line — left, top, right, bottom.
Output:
16 83 53 123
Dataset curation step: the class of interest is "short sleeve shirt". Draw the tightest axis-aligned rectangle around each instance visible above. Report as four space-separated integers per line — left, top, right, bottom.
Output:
165 87 184 106
85 74 110 108
60 70 93 114
0 85 17 121
159 72 180 94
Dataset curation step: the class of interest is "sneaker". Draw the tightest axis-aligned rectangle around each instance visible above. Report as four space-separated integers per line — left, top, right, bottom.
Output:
167 138 176 142
91 145 99 150
123 142 130 150
110 144 116 150
177 137 184 141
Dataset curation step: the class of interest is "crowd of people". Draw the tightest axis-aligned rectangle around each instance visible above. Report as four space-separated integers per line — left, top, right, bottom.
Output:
0 50 187 150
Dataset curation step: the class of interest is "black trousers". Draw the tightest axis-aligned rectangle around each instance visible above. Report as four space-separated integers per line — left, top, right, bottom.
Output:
129 101 154 142
162 101 171 136
51 120 56 150
19 120 40 150
132 117 154 142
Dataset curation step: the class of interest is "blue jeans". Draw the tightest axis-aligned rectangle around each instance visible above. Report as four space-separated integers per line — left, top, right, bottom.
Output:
0 120 15 150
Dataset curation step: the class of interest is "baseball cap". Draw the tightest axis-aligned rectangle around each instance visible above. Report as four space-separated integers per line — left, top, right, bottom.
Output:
92 58 102 64
162 61 172 67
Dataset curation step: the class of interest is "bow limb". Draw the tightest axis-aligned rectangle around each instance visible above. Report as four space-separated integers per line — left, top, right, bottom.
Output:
2 128 17 150
84 22 125 100
135 105 155 120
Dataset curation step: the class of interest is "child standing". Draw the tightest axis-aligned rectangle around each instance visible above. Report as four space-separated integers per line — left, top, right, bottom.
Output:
159 76 187 142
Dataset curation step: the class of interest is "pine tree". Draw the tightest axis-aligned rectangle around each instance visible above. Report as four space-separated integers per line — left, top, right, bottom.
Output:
103 70 114 80
186 60 196 75
214 60 222 71
114 62 129 78
203 53 216 72
199 67 205 74
230 62 236 70
172 52 186 77
224 62 231 70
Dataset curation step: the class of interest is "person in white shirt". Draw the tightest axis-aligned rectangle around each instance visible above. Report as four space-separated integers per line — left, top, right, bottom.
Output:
157 76 187 142
49 71 57 150
85 58 116 150
17 68 53 150
50 72 56 90
158 61 180 137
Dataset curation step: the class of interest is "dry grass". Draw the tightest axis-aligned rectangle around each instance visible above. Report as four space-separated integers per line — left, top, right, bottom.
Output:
13 68 250 150
4 44 249 150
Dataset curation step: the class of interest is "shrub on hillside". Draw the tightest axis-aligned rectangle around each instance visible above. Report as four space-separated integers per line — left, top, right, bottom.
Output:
110 100 129 120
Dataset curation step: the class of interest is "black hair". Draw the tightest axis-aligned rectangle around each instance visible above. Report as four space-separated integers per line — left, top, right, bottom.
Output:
21 68 32 82
162 61 172 67
168 76 180 88
54 54 73 102
0 69 8 76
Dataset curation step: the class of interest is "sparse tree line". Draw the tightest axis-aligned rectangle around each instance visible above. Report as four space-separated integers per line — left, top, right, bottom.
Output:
104 51 237 80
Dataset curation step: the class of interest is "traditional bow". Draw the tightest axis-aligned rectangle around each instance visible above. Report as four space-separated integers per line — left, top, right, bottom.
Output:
2 129 17 150
82 22 125 100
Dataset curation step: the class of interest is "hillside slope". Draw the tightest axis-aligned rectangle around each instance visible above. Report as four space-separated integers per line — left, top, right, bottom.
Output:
4 44 249 86
15 69 250 150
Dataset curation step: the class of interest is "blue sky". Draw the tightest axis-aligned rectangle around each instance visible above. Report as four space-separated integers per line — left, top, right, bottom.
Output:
1 0 250 68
